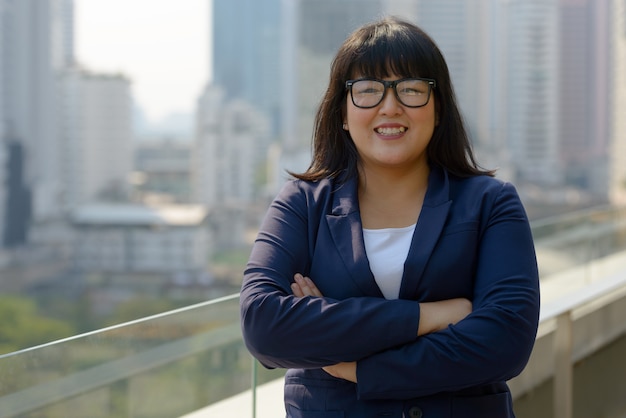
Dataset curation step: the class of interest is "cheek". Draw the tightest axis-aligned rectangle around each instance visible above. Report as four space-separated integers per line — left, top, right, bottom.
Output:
412 106 437 127
345 106 374 129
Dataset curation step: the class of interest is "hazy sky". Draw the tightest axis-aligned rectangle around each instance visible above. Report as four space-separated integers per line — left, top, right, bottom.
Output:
74 0 212 123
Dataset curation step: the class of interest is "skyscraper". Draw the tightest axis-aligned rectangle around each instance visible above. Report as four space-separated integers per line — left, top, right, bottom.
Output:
608 0 626 204
503 0 561 186
1 0 58 246
50 0 75 69
212 0 282 134
0 3 5 244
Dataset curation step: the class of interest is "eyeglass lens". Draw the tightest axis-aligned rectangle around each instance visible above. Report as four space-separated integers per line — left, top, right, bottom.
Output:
350 79 432 108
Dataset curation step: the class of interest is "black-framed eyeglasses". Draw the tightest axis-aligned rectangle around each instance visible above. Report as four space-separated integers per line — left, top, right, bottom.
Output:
345 77 436 108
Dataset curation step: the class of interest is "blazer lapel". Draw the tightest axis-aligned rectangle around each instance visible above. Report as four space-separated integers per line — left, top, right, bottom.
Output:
399 166 451 299
326 178 384 297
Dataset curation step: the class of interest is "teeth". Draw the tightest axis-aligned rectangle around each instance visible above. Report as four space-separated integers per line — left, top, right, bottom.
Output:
376 127 406 135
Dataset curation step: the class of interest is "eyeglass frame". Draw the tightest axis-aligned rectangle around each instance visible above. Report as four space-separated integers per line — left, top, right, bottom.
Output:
345 77 437 109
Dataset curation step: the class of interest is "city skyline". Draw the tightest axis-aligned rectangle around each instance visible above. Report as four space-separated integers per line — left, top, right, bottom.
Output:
1 0 625 253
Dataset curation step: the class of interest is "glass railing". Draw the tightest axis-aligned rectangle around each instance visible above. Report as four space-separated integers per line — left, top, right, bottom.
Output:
531 205 626 277
0 205 625 418
0 293 282 417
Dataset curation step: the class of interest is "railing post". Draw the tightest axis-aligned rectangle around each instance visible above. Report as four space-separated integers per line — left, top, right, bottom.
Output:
554 311 573 418
251 357 257 418
109 377 130 417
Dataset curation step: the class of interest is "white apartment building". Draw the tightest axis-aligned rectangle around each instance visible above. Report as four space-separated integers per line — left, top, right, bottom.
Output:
57 68 133 210
0 5 5 245
609 0 626 205
193 84 271 207
50 0 74 70
504 0 561 187
71 204 210 274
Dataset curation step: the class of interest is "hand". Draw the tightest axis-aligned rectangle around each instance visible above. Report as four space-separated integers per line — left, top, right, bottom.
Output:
323 362 357 383
418 298 472 336
291 273 323 297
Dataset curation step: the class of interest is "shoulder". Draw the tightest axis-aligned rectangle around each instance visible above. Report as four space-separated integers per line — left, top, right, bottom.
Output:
447 173 528 220
276 178 336 200
449 173 518 200
272 177 341 213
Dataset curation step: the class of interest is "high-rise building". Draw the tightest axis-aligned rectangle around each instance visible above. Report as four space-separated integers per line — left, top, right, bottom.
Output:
0 0 58 246
0 3 5 245
57 68 133 209
50 0 75 69
608 0 626 204
502 0 561 186
557 0 611 199
212 0 282 134
193 84 271 207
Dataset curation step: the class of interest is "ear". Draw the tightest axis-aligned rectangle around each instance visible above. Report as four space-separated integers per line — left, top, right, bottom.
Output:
342 122 348 130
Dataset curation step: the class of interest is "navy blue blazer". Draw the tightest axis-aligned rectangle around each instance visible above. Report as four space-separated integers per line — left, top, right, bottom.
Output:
240 165 540 418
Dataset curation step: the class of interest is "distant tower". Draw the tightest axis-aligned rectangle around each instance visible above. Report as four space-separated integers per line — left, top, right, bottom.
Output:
558 0 626 203
0 0 58 246
212 0 282 134
0 0 5 244
607 0 626 204
57 69 133 208
193 84 271 206
50 0 75 69
503 0 561 186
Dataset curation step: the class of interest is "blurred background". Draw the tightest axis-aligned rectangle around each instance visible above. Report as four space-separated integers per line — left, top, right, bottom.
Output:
0 0 625 354
1 1 626 417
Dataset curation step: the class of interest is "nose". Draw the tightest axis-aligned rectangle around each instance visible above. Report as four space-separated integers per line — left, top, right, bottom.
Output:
378 87 403 115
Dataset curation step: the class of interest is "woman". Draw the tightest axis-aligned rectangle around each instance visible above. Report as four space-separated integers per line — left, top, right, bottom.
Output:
240 16 540 418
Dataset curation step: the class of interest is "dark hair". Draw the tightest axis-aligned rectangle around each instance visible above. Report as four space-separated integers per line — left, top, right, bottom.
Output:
292 16 494 182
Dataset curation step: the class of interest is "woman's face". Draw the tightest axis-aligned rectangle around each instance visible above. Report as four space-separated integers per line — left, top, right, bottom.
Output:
344 73 437 174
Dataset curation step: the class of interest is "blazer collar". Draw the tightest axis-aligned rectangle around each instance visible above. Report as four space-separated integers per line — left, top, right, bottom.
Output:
326 175 381 295
400 166 452 299
326 165 452 299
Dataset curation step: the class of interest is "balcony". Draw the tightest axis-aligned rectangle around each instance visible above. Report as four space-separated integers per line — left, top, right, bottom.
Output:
1 206 626 418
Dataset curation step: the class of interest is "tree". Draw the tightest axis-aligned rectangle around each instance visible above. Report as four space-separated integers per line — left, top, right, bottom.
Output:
0 296 74 355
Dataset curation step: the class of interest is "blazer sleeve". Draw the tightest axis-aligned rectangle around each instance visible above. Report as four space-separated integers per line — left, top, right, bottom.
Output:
240 180 421 369
356 182 540 400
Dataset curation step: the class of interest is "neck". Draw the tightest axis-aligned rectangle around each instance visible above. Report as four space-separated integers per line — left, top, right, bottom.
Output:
357 163 430 229
359 162 429 198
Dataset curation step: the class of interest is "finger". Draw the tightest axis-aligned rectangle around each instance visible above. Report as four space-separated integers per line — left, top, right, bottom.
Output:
304 276 323 297
295 274 315 297
291 282 304 297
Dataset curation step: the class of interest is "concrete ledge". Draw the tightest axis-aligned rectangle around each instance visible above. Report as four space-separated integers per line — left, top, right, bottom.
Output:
179 378 285 418
509 285 626 398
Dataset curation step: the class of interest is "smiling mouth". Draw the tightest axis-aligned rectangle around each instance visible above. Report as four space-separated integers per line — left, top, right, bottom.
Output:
375 126 407 135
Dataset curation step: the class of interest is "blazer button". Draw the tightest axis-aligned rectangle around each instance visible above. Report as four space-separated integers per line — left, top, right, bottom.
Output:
408 406 423 417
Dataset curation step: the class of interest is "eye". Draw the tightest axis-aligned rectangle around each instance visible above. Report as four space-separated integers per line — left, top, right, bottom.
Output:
398 81 428 95
354 81 383 95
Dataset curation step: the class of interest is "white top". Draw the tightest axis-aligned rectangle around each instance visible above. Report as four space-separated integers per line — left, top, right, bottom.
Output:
363 223 416 299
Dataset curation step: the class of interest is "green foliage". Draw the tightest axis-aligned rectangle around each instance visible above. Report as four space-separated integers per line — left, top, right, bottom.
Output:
104 297 181 327
211 249 250 268
0 295 75 355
